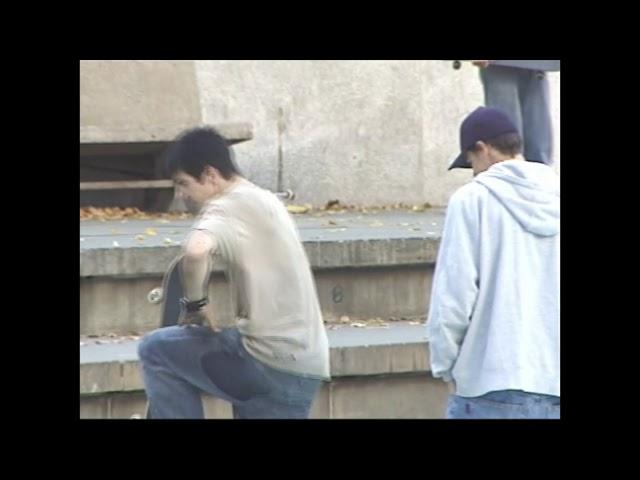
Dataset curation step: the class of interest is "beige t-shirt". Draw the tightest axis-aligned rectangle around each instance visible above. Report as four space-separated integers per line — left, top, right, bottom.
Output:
193 180 330 380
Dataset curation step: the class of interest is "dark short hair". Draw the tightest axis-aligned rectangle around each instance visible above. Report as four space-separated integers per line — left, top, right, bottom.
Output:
164 127 241 180
470 132 523 157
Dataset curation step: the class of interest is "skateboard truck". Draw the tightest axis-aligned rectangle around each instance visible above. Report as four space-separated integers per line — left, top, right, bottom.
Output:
275 189 295 201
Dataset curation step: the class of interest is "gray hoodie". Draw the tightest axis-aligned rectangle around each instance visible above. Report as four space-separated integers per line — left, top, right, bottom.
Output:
426 159 560 397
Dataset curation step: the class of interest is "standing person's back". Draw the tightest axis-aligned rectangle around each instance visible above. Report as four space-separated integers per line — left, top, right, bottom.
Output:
427 107 560 419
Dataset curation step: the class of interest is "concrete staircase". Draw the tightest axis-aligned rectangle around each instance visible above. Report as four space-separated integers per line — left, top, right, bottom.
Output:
80 209 449 418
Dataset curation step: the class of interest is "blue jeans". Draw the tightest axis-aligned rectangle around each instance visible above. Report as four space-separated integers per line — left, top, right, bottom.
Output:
446 390 560 419
480 65 553 165
138 326 322 419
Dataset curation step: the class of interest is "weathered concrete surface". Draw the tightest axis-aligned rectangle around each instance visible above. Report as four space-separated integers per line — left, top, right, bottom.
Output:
79 210 445 277
79 322 431 394
80 322 448 419
81 374 447 419
80 211 442 335
80 265 432 335
194 60 560 206
80 61 559 207
80 60 203 143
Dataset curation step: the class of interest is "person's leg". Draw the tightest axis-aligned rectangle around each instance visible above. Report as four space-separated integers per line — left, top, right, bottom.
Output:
232 361 322 419
524 391 561 419
138 326 272 418
446 392 524 419
446 390 560 419
480 66 524 136
518 70 553 164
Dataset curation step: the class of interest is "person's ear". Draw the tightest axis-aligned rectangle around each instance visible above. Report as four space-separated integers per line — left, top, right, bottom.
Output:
475 141 489 154
201 165 220 184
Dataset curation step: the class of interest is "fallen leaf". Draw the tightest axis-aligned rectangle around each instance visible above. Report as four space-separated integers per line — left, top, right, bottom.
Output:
409 321 422 326
145 228 158 236
325 199 341 210
287 204 311 214
366 318 390 328
350 322 367 328
164 238 173 244
328 220 337 225
135 235 145 241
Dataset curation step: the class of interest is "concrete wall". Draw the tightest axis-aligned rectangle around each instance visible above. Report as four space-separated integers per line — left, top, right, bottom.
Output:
80 60 560 206
80 60 202 143
195 60 560 206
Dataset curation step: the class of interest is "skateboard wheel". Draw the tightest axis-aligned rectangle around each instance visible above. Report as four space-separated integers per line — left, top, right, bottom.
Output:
148 288 163 304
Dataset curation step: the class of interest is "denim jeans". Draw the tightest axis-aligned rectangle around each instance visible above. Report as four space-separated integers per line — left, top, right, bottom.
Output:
138 326 322 419
480 65 553 165
446 390 560 419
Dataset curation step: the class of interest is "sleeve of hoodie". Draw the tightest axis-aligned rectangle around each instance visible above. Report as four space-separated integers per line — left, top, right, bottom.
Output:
426 187 480 382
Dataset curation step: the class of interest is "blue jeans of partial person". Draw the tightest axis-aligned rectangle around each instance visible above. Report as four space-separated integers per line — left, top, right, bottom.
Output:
138 326 321 419
480 65 553 165
446 390 560 419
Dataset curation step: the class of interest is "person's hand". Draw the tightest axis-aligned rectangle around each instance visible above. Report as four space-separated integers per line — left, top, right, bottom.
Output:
179 303 220 331
471 60 490 68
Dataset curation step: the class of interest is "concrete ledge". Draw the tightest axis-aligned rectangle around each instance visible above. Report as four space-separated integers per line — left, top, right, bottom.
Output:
81 373 448 419
80 265 431 336
80 237 440 278
80 122 253 145
80 322 431 395
80 211 445 278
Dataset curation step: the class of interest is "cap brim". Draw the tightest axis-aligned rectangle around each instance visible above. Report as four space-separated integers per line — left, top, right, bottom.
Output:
448 152 471 170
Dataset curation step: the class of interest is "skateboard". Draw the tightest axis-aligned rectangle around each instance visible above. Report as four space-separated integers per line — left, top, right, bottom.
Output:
453 60 560 72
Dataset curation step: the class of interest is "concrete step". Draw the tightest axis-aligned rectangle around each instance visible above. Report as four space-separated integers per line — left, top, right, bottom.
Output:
79 322 448 419
80 210 445 336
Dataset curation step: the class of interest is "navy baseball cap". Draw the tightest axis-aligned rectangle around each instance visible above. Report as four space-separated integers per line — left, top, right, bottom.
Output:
449 107 520 170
